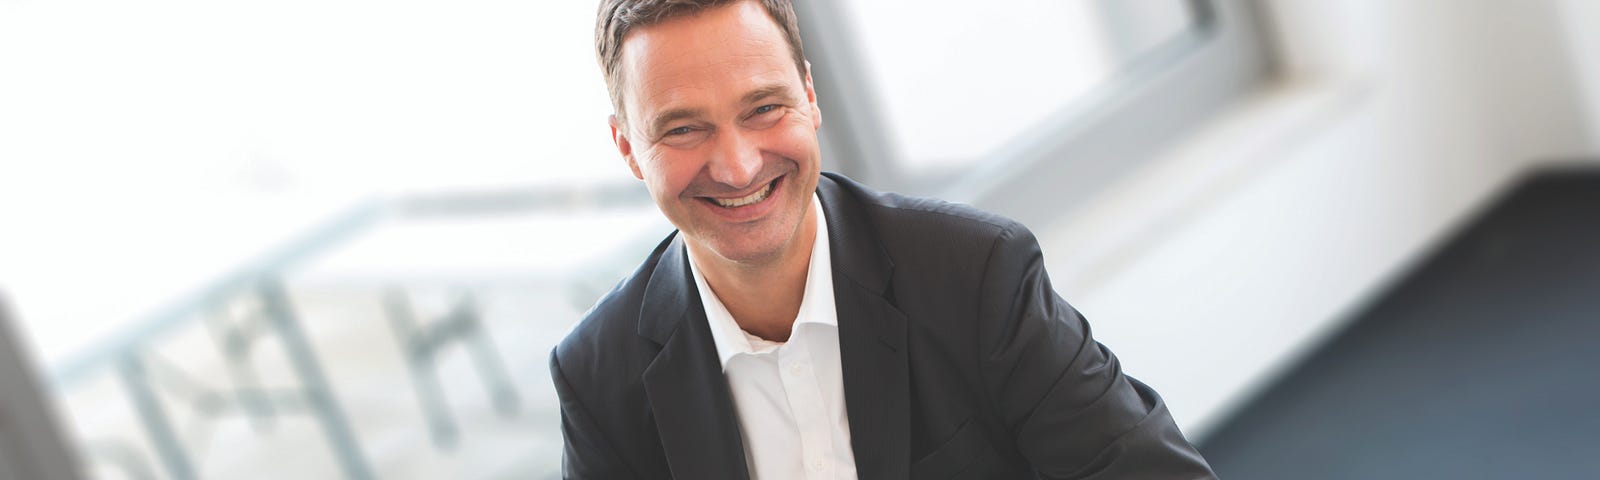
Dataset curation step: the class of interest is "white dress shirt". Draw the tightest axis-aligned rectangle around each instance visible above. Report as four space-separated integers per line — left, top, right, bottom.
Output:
686 194 858 480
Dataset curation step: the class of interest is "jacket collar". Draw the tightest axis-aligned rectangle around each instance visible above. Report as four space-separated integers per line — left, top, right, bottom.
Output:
636 234 751 478
818 173 912 478
636 173 912 478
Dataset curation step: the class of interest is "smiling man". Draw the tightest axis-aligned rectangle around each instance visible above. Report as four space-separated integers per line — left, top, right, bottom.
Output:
549 1 1216 478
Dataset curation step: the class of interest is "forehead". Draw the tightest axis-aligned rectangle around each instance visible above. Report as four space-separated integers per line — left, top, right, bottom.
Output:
617 1 800 119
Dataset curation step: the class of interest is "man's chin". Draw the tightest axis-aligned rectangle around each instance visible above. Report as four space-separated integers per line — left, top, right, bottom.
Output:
702 238 787 267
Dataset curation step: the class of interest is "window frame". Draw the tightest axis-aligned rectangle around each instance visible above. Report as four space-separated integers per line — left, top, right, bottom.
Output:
794 0 1273 230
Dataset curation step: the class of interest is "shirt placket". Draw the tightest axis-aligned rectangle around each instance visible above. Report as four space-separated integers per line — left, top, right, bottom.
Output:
777 329 834 479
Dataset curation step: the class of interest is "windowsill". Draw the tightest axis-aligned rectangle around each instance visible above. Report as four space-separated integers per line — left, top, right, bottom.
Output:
1033 75 1398 438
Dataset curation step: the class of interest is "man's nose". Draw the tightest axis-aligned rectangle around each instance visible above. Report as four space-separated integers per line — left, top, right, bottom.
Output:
705 129 762 188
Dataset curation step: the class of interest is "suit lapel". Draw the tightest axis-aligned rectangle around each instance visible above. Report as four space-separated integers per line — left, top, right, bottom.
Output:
819 175 912 478
638 235 750 479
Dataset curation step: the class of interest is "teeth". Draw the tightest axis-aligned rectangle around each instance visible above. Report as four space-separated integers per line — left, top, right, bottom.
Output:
711 181 773 208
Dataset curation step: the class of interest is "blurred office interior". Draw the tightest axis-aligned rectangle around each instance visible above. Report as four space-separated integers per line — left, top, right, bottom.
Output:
2 0 1599 478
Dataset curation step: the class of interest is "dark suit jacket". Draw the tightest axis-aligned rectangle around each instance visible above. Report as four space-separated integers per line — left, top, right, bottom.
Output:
550 173 1215 479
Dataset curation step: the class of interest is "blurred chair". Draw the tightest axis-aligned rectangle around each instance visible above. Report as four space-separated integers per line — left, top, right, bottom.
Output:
0 294 85 480
382 287 521 450
108 277 375 480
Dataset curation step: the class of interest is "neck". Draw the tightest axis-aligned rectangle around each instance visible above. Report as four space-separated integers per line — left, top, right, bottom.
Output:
689 203 817 343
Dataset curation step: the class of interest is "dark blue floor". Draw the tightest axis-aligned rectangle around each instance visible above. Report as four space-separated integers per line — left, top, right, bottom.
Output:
1199 167 1600 479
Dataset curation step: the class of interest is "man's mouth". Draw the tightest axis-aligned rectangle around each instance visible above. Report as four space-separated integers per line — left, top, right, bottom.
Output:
704 176 780 208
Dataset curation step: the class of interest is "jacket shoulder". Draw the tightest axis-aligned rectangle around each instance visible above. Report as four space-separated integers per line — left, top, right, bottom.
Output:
826 173 1035 262
551 233 670 384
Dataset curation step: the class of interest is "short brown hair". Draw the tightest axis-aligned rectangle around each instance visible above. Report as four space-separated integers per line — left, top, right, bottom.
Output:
595 0 807 122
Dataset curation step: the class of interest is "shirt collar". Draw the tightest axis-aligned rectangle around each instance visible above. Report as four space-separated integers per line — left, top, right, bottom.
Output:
688 193 837 370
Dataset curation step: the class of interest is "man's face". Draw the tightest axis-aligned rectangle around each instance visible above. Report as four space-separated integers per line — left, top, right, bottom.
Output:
610 0 822 267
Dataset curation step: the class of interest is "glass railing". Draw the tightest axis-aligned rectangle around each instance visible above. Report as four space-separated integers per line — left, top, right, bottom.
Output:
47 183 663 479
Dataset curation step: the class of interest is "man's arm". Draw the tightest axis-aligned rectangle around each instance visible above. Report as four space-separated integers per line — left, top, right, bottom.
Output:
549 349 638 479
976 225 1216 479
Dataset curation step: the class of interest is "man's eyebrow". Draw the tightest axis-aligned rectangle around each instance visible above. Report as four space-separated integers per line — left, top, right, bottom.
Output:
646 107 705 136
741 84 794 105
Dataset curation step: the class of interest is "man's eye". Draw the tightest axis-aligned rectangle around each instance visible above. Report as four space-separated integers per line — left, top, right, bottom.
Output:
754 104 779 115
666 126 693 136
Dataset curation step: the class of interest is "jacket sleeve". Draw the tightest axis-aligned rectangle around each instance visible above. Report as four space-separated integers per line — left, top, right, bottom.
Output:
549 349 638 479
976 225 1217 479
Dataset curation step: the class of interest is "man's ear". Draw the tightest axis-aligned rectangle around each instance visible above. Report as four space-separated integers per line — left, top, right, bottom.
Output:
609 114 644 180
803 61 821 130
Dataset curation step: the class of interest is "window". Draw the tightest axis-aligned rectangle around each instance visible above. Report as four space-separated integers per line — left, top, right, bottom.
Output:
797 0 1271 230
0 0 634 365
839 0 1197 169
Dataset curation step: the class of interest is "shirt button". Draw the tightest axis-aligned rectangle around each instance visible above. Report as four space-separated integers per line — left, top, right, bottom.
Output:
789 362 807 375
810 459 825 471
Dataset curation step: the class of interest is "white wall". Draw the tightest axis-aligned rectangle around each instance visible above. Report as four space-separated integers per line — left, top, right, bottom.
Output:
1036 0 1598 439
1558 0 1600 145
